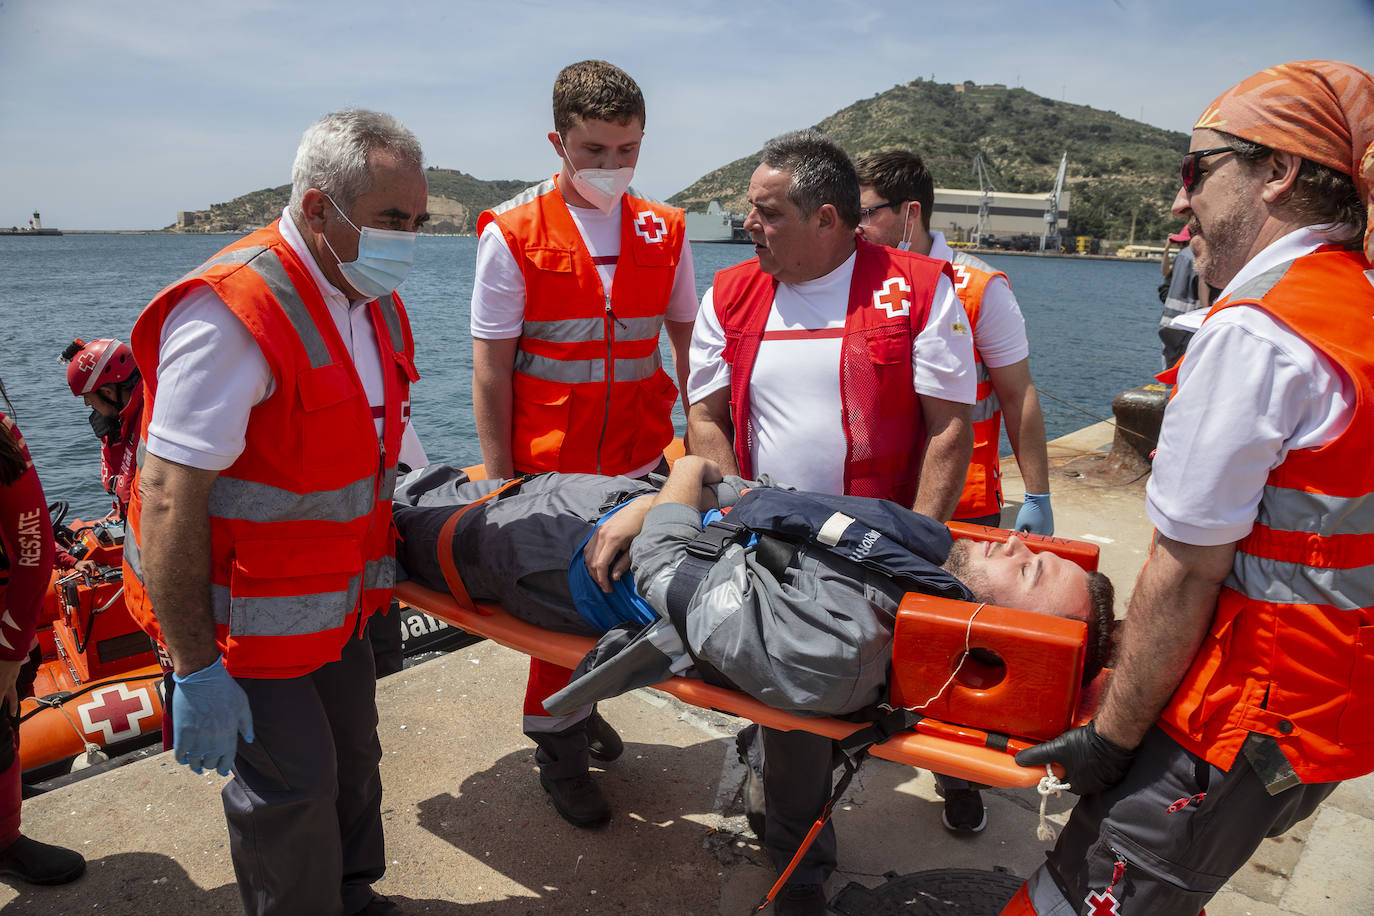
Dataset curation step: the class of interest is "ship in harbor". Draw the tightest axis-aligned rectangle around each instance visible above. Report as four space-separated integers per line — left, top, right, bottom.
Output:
0 209 62 236
685 200 750 243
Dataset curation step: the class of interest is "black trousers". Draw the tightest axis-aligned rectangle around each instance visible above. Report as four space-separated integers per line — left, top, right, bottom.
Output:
741 724 840 885
219 634 384 916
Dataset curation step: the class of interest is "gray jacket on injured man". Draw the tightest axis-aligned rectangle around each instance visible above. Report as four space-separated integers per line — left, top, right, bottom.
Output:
392 466 970 719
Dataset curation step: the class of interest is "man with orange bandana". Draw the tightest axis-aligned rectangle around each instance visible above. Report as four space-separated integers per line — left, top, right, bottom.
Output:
1009 61 1374 915
124 110 428 916
854 148 1054 835
470 59 697 829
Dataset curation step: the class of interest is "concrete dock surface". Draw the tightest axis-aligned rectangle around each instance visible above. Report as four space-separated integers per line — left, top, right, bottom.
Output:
6 424 1372 914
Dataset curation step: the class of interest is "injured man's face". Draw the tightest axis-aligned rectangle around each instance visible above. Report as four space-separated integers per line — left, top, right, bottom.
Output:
943 535 1091 624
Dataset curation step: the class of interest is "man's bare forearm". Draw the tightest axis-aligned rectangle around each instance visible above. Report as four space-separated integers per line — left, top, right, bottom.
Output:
990 362 1051 494
686 392 740 475
652 455 722 511
912 399 972 521
137 455 221 677
472 337 518 479
1094 534 1236 748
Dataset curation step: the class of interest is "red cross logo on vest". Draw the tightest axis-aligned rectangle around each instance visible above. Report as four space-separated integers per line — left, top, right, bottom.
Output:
78 683 156 744
950 263 972 292
1084 887 1121 915
634 210 667 244
873 277 911 318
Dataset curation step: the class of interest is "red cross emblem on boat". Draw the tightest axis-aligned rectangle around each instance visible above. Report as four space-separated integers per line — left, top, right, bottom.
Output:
1084 887 1121 916
873 277 911 318
634 210 667 244
78 683 156 743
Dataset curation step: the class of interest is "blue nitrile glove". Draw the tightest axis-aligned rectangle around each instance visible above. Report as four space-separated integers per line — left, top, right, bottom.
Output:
171 656 254 777
1015 492 1054 536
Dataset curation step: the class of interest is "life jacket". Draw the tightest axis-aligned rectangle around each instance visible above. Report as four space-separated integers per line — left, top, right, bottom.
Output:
477 176 685 476
123 220 417 679
711 239 952 507
1157 247 1374 783
947 251 1008 520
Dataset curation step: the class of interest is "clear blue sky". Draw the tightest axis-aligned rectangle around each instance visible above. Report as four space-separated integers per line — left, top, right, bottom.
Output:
3 0 1372 230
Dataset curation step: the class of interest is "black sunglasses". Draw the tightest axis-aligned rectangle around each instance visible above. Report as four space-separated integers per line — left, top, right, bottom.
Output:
859 200 904 224
1180 146 1236 192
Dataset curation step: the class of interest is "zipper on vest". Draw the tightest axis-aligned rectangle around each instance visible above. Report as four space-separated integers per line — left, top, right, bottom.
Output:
595 292 624 475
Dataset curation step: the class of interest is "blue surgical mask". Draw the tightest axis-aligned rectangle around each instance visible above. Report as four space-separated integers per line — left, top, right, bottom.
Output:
323 195 417 299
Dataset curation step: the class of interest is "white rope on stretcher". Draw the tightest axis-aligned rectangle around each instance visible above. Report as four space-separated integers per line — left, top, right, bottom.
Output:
902 603 986 712
1037 768 1071 841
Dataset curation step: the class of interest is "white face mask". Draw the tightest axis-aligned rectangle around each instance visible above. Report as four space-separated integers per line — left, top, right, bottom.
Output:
322 195 417 299
561 134 634 215
896 208 913 251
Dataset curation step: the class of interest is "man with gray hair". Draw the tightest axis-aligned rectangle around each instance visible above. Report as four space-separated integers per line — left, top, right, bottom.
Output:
123 109 429 915
686 129 975 913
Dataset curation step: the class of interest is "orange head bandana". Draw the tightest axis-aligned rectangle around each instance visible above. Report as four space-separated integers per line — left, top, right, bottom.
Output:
1194 60 1374 262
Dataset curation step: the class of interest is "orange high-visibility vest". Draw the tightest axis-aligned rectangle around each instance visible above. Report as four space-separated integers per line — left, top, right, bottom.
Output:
124 220 417 679
477 177 685 475
1157 247 1374 782
711 239 952 507
948 251 1009 520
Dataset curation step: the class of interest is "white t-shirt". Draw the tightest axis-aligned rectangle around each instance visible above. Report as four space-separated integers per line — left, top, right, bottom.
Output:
145 207 427 472
469 196 699 340
1146 226 1358 546
688 250 974 494
929 232 1029 369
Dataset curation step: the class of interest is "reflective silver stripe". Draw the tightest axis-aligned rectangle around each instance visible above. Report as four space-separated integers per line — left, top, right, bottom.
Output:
1256 486 1374 537
376 294 404 352
136 439 146 469
522 315 664 344
514 350 662 385
182 244 333 369
379 464 398 502
975 362 990 384
486 179 558 218
213 577 362 636
1225 260 1296 304
364 556 395 593
952 251 996 274
972 391 1001 423
124 528 143 580
1227 553 1374 612
208 473 376 524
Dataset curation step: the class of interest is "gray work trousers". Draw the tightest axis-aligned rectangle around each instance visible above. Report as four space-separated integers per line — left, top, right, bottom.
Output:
742 724 841 885
222 633 384 916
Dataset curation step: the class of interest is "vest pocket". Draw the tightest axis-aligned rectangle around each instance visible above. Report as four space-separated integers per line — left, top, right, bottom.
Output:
512 372 571 468
524 246 574 274
229 535 363 637
628 368 678 460
1337 624 1374 747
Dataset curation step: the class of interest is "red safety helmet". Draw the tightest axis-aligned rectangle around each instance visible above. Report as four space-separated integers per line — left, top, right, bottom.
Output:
63 337 137 397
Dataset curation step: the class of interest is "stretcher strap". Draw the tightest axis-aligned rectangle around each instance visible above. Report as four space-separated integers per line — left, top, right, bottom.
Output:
434 477 530 617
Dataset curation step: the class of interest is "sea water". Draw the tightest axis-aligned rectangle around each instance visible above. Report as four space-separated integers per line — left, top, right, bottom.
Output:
0 234 1162 511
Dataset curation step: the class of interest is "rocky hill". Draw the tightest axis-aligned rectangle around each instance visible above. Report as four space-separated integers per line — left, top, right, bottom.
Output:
669 79 1190 242
172 168 537 234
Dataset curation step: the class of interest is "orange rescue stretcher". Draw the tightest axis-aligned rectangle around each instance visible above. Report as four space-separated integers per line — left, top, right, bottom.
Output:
395 519 1103 788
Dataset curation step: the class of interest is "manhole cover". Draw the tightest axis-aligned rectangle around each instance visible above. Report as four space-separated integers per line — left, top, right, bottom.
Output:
830 868 1023 915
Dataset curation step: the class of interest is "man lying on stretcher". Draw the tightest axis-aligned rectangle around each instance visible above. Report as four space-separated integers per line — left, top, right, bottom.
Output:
393 455 1115 720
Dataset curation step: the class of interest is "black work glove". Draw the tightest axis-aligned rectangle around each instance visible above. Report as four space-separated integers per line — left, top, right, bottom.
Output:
1015 720 1136 796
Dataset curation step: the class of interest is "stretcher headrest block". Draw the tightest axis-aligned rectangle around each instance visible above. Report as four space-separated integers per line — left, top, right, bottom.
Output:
946 522 1100 572
889 593 1086 741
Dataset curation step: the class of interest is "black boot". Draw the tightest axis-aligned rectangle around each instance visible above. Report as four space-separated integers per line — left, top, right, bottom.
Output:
531 723 612 829
0 835 86 885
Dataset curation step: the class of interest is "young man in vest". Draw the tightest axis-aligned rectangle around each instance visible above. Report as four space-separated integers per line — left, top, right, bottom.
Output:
853 148 1055 833
124 109 429 916
1009 61 1374 915
470 59 698 829
686 129 974 914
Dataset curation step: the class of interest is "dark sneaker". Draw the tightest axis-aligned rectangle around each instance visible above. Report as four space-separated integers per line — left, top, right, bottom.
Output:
585 709 624 763
775 881 828 916
0 835 86 885
539 770 612 828
941 787 988 833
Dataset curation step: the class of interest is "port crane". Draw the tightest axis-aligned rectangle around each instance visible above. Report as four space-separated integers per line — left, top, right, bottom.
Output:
971 154 994 246
1041 152 1067 253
